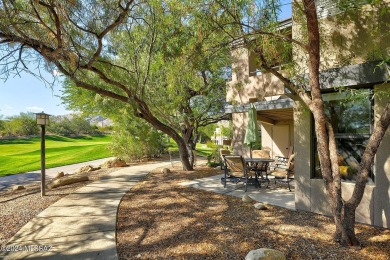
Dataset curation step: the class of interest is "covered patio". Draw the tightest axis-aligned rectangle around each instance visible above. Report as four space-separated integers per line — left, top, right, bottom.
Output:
180 174 295 210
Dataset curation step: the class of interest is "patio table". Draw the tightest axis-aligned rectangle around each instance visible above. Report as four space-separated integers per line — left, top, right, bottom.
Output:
244 158 274 188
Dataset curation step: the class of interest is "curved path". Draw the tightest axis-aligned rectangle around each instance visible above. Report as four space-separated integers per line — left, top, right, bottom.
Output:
0 161 172 260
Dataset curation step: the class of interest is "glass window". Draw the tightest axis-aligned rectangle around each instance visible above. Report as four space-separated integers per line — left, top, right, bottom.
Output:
313 89 373 182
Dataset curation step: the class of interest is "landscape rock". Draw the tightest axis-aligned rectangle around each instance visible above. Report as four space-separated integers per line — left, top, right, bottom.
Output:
55 172 65 178
245 248 286 260
254 203 268 210
48 176 89 189
102 158 127 168
12 185 25 191
76 165 101 174
242 194 254 203
161 168 171 174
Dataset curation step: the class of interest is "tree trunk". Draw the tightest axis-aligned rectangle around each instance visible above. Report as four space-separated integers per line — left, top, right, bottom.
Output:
135 101 194 171
187 140 197 168
302 0 353 245
176 139 193 170
332 203 361 246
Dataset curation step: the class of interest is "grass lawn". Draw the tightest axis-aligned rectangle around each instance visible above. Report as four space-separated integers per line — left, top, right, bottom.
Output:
195 143 217 157
0 135 112 176
166 139 217 157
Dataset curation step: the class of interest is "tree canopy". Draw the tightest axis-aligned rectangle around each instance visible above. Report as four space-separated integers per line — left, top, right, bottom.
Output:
0 0 231 170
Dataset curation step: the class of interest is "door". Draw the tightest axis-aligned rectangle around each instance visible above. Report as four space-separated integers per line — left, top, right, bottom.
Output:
272 125 290 158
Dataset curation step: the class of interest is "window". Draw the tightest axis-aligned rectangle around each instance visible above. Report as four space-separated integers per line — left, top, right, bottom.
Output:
313 89 373 182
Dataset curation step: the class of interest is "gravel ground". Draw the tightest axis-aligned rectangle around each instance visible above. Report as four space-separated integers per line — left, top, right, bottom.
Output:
2 160 389 259
0 156 170 248
116 164 390 260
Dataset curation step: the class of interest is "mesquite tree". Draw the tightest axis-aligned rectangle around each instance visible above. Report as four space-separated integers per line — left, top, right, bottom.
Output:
210 0 390 245
0 0 230 170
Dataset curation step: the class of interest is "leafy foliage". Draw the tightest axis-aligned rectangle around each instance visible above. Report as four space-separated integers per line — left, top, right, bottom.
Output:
108 114 165 162
48 115 100 136
1 112 39 136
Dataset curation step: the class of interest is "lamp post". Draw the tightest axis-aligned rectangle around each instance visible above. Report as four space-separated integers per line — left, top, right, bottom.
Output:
35 112 50 197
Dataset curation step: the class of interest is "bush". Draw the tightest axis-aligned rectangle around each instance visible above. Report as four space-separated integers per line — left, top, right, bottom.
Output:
48 115 101 136
108 128 165 162
3 112 39 136
206 144 223 167
206 140 219 149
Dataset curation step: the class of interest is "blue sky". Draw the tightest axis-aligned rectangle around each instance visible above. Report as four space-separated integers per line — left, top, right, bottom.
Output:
279 0 292 20
0 1 291 118
0 72 71 117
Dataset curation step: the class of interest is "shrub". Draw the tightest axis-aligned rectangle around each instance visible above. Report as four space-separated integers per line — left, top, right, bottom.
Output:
108 128 165 162
4 112 39 136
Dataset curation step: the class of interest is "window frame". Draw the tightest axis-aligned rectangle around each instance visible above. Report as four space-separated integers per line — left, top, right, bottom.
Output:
311 88 374 182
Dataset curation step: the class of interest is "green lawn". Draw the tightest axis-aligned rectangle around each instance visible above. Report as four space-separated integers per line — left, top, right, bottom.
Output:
0 135 112 176
195 143 216 157
166 140 216 157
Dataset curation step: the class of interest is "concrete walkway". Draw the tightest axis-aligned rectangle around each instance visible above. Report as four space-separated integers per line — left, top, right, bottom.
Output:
180 174 296 210
0 157 115 191
0 161 172 260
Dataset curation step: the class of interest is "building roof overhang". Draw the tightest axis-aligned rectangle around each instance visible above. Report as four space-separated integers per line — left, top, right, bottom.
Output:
225 98 294 114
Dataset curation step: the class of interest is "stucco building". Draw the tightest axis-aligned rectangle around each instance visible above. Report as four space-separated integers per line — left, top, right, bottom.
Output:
226 1 390 228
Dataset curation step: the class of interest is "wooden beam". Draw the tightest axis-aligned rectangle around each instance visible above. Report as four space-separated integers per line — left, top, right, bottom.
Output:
258 115 275 125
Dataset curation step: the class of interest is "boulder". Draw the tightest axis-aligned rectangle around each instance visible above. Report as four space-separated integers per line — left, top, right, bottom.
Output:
12 185 25 191
55 172 65 178
242 194 254 203
76 165 101 174
102 158 127 168
161 168 171 174
245 248 286 260
48 176 89 189
254 203 268 210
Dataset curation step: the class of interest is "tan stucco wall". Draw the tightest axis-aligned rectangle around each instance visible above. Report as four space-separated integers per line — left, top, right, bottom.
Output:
294 83 390 228
293 2 390 72
231 112 250 157
227 48 286 104
373 83 390 228
293 99 312 211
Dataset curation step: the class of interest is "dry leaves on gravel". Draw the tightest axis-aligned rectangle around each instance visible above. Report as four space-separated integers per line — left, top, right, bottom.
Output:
116 165 390 260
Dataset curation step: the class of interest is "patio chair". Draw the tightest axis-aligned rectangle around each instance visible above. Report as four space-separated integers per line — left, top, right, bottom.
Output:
252 149 271 159
222 155 256 192
269 153 295 191
219 149 231 170
272 146 294 168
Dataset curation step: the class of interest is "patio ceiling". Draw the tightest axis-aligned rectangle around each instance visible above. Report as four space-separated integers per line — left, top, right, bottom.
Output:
257 108 293 124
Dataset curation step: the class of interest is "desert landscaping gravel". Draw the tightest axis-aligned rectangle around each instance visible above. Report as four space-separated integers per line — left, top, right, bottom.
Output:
1 161 389 259
116 165 390 259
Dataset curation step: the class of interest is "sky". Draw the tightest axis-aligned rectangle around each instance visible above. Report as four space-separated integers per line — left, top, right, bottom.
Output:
0 72 71 118
0 1 292 118
279 0 293 20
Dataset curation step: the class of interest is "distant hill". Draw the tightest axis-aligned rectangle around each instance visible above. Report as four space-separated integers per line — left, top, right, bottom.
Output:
52 114 113 127
88 115 113 127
